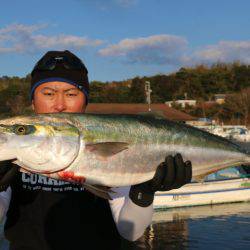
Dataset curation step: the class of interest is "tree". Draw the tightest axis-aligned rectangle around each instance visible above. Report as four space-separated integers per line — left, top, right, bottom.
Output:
89 81 106 103
220 88 250 125
232 64 250 90
128 77 145 103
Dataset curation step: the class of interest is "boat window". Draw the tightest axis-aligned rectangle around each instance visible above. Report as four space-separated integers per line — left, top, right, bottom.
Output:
204 166 248 181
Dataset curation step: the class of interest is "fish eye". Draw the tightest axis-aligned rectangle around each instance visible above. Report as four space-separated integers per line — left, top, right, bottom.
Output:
13 125 35 135
14 125 27 135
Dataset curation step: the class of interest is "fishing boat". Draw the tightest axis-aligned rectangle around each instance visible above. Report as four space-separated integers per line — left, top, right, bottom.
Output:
152 201 250 223
194 125 250 142
153 166 250 210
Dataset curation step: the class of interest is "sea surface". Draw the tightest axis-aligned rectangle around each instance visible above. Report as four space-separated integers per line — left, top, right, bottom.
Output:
123 202 250 250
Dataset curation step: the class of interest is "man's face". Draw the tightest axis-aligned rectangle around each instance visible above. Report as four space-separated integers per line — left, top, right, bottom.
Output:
32 81 87 114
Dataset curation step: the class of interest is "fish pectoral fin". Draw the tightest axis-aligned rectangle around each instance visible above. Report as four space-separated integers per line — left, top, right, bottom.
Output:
83 183 115 200
12 160 31 174
12 159 25 168
85 142 129 158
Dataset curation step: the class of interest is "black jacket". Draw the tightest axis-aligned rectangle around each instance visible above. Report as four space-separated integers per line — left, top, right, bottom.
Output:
4 172 121 250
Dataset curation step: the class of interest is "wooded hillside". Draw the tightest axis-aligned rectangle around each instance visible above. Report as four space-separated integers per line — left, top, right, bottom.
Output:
1 62 250 124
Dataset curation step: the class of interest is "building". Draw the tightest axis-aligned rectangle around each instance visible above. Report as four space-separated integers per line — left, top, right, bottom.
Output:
165 100 197 108
86 103 196 122
214 94 226 104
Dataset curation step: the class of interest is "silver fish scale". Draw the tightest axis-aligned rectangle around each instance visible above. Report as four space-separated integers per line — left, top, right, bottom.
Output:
73 114 242 152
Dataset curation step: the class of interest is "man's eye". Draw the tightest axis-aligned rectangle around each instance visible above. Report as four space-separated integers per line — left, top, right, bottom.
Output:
44 92 54 96
67 93 78 97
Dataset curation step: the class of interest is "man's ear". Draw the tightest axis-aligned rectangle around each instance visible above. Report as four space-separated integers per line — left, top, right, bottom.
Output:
31 100 35 111
81 94 87 113
82 105 87 113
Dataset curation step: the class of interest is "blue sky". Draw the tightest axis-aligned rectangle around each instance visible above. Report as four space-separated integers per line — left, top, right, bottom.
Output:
1 0 250 82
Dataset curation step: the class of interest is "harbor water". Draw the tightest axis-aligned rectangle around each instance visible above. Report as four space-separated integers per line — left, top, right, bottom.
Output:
124 202 250 250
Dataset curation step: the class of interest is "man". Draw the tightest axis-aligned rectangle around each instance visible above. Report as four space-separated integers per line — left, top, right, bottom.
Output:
0 50 192 250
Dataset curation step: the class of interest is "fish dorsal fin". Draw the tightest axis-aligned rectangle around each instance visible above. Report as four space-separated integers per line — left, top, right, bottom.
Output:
83 183 115 200
85 142 129 158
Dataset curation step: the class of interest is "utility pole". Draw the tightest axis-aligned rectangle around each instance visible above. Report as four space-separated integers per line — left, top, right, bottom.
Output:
145 81 152 112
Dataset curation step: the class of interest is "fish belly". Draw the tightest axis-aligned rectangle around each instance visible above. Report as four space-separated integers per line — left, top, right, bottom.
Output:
61 144 250 187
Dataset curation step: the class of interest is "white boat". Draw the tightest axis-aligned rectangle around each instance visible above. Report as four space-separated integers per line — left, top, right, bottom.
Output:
194 125 250 142
153 167 250 210
229 128 250 142
152 201 250 223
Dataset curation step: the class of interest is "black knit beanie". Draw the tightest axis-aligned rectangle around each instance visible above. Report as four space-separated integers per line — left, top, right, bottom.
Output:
30 50 89 104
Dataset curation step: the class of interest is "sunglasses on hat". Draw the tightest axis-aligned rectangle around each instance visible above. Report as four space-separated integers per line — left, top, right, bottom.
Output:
32 54 87 73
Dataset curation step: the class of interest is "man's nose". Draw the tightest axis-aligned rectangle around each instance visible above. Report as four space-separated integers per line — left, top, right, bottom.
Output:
54 94 66 112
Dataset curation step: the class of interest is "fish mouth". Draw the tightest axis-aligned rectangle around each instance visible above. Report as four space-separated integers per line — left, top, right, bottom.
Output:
0 135 7 144
0 131 8 152
0 125 9 142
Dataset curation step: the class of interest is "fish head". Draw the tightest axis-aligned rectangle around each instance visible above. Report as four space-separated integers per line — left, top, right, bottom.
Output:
0 115 80 173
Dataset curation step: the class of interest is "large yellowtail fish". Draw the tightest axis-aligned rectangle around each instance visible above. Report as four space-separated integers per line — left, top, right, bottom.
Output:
0 113 249 197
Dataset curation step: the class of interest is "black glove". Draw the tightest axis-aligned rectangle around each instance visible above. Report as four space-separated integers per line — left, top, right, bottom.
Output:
129 153 192 207
0 160 19 192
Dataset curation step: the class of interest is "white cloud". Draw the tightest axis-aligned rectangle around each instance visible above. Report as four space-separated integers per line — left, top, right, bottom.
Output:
99 36 250 66
192 41 250 64
2 23 250 68
0 23 103 54
0 23 45 34
33 35 103 49
98 34 188 65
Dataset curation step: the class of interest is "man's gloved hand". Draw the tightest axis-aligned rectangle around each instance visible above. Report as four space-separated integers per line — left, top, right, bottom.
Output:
129 154 192 207
0 160 19 192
